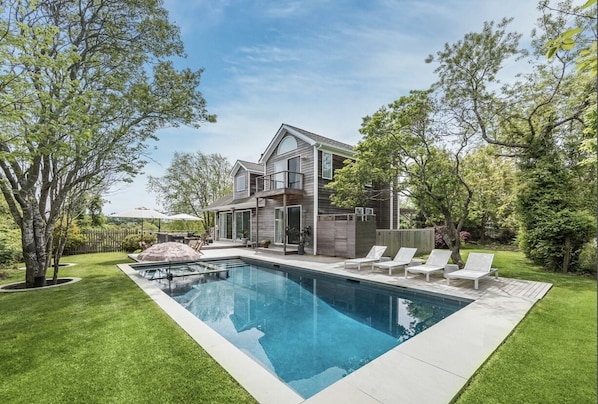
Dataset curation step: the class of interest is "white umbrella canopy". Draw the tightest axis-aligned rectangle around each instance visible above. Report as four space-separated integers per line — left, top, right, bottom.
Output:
111 207 169 233
137 242 202 262
168 213 203 221
111 207 170 219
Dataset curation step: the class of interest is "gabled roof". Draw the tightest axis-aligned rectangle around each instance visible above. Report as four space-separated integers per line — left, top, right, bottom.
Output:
231 160 264 177
258 123 355 164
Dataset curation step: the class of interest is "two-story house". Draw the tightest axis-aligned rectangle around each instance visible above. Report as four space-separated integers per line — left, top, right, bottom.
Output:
205 123 396 255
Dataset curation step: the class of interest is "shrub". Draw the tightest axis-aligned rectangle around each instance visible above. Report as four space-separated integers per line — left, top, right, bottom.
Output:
518 209 595 272
53 219 87 253
0 227 22 267
434 226 471 248
121 234 157 253
578 239 597 274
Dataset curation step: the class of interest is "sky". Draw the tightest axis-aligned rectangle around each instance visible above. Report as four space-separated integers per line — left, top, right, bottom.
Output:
103 0 540 215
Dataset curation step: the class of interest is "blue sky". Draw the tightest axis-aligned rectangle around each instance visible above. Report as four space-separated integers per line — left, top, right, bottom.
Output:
104 0 539 214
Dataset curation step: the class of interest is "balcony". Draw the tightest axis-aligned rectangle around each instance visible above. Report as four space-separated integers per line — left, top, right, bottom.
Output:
255 171 304 198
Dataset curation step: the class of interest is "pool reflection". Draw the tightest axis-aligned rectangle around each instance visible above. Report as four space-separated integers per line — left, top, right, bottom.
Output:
155 260 466 398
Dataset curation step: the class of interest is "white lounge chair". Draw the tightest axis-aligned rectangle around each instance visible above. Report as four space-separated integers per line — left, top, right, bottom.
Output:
344 245 387 271
405 249 452 281
445 252 497 289
373 247 418 275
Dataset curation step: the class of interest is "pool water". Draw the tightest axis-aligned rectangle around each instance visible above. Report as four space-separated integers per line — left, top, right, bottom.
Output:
148 258 467 399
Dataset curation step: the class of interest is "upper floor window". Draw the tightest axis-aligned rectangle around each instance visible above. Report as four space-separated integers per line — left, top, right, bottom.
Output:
236 174 246 192
278 136 297 155
322 152 333 179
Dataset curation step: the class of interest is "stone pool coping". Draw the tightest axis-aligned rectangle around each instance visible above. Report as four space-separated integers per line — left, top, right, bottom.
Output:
118 248 552 403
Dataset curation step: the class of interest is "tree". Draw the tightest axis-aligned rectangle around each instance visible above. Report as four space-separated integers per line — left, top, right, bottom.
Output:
147 151 232 229
328 90 476 266
464 146 517 243
0 0 215 287
544 0 597 78
429 3 596 272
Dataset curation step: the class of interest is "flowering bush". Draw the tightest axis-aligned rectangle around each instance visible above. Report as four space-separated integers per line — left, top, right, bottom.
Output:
434 226 471 248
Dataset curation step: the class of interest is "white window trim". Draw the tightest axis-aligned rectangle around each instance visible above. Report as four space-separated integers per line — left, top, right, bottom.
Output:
322 151 333 180
236 174 246 192
278 136 298 155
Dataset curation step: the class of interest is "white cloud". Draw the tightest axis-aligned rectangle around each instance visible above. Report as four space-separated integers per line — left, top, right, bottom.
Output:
103 0 541 214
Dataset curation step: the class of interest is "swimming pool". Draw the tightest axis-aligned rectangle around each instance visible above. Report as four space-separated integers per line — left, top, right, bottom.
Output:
135 258 468 399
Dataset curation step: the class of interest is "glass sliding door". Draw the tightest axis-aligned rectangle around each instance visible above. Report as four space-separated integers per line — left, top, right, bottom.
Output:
274 160 285 189
219 212 233 239
288 156 301 189
287 206 301 244
274 205 301 245
274 208 284 244
235 211 251 239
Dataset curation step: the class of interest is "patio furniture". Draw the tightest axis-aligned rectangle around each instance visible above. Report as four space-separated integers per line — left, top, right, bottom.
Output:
404 249 452 281
344 245 387 271
445 253 497 289
373 247 418 275
188 239 204 255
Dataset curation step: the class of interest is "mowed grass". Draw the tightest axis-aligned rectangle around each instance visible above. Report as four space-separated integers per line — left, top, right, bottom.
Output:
0 249 596 403
455 248 597 403
0 253 256 404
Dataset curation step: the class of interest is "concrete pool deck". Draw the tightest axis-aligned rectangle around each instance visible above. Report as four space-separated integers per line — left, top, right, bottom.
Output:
118 248 552 404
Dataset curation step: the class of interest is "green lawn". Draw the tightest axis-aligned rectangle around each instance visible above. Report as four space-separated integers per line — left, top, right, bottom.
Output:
0 250 596 403
0 253 256 403
455 249 597 403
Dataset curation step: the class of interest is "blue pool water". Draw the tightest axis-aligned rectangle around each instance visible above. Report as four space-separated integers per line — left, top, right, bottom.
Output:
144 258 467 399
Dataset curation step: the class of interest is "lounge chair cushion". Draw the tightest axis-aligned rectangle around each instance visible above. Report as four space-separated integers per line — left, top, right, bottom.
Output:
373 247 418 275
405 249 452 281
344 245 387 270
445 253 497 289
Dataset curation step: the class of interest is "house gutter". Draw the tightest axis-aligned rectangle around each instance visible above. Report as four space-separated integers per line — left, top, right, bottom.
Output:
313 144 319 255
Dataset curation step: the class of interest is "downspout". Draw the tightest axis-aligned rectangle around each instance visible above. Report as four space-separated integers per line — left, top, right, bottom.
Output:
390 185 394 230
255 190 259 248
313 144 319 255
396 176 401 229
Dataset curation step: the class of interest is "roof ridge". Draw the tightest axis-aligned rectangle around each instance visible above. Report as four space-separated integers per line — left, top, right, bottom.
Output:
282 123 354 151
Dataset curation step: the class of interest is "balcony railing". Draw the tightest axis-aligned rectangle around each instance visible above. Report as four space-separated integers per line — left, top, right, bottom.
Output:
256 171 304 195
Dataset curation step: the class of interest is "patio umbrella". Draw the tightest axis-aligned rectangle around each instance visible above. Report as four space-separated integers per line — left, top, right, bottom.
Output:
111 207 169 233
136 242 202 262
168 213 203 221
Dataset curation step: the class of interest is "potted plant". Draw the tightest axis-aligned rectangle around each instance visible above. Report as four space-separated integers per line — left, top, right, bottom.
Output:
260 239 271 248
298 226 311 255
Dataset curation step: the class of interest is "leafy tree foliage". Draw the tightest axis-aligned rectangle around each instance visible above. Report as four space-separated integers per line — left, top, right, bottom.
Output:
544 0 597 77
429 3 596 272
328 90 475 265
464 146 517 242
147 151 232 229
0 0 215 287
0 198 21 267
516 137 595 272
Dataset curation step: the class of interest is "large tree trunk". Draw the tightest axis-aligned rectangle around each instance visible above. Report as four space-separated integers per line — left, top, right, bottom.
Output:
22 202 51 288
440 212 465 267
442 225 464 267
562 237 571 274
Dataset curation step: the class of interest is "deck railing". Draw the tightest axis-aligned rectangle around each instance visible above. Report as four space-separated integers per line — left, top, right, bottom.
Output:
256 171 303 192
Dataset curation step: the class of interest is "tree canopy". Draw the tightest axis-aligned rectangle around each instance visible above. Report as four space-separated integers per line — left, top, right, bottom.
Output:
0 0 215 286
329 0 596 272
147 151 232 229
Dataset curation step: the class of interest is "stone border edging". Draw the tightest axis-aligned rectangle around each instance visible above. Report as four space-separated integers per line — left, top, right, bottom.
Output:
0 277 82 293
